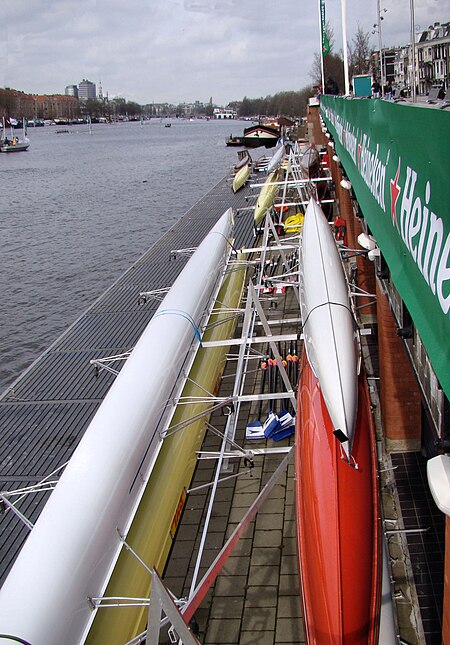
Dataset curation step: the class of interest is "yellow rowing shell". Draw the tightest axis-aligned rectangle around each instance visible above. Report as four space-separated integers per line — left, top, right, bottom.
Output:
86 255 246 644
232 163 250 192
253 170 280 226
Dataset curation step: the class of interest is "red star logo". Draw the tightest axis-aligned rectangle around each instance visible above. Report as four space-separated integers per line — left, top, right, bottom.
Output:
390 159 401 226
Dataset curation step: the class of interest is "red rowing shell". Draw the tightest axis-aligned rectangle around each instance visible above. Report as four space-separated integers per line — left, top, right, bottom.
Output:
295 350 381 644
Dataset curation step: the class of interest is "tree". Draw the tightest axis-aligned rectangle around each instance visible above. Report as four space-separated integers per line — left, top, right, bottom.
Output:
204 103 214 117
125 101 141 117
324 21 335 54
310 52 345 93
111 97 127 118
84 98 103 117
237 89 314 118
309 20 345 92
239 96 254 117
348 24 372 78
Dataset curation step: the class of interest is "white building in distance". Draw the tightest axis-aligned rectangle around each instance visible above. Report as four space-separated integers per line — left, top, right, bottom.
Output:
213 107 237 119
78 79 96 101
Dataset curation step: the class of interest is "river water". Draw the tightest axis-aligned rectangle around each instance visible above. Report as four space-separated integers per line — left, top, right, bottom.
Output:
0 118 247 393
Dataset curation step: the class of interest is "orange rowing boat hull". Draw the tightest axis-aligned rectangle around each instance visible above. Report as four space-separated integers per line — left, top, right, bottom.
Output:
295 350 381 644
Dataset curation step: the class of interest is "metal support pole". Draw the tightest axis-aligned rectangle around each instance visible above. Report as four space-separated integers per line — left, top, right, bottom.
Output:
341 0 350 94
410 0 417 102
376 0 385 94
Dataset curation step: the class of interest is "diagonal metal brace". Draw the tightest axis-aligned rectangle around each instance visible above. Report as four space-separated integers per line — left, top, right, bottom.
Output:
180 448 293 623
147 569 200 645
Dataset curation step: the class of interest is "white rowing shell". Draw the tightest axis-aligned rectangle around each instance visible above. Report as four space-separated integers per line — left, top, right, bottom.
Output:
267 143 285 173
0 209 234 645
299 199 358 456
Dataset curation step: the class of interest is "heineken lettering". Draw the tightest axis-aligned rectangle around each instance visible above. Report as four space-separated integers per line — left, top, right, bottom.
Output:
399 166 450 315
358 136 386 210
319 95 450 399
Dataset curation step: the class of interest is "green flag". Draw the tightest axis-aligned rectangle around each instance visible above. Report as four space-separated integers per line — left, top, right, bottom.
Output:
320 0 330 56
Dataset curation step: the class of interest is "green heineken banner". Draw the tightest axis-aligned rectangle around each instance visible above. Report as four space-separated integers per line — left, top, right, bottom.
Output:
320 95 450 399
320 0 330 56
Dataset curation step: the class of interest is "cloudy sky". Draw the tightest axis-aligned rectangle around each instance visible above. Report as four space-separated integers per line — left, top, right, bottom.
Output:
0 0 448 105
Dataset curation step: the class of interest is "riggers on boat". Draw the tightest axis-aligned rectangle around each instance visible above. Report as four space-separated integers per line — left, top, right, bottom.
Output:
232 162 250 192
299 199 358 457
0 209 237 645
86 253 247 644
295 350 382 644
253 169 281 226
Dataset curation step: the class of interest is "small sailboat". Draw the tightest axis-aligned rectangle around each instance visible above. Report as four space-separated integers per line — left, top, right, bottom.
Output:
0 117 30 153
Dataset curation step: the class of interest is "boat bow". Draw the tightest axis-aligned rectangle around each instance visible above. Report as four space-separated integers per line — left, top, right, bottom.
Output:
299 198 358 456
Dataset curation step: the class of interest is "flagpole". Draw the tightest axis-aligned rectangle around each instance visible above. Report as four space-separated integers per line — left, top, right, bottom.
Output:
318 0 325 91
341 0 350 94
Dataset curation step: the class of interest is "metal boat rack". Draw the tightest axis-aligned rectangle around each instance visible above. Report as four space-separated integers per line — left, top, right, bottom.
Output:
115 143 326 644
87 141 339 644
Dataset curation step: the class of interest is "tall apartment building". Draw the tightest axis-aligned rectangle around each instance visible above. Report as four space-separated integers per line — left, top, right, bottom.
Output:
78 79 96 101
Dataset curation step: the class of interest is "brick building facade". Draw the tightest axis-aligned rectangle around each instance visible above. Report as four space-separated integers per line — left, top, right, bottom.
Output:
0 88 80 120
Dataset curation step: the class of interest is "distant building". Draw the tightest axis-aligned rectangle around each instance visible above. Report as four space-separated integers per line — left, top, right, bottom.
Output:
371 48 396 86
34 95 80 120
149 103 172 116
417 21 450 94
78 79 96 102
0 88 80 120
393 46 411 93
213 107 237 119
177 102 199 116
0 89 35 119
383 48 396 85
65 85 79 98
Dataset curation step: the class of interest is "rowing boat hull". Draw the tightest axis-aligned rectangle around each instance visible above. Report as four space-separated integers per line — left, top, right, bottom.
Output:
0 141 30 152
86 253 247 643
232 163 250 192
243 124 280 149
300 145 320 178
295 350 381 644
267 143 285 173
254 170 280 226
299 199 358 452
0 210 234 645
